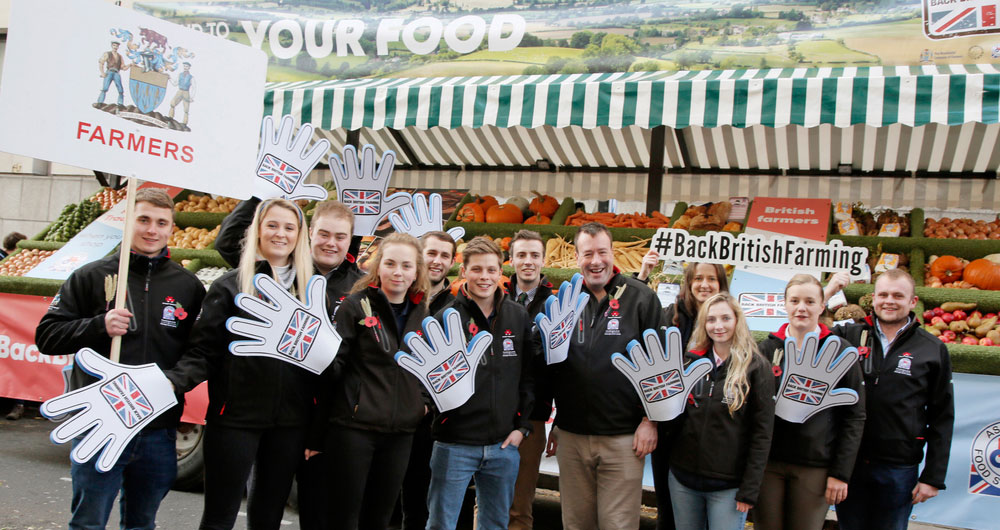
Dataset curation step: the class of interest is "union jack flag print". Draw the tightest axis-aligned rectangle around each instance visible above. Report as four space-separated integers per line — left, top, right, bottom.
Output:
640 370 683 403
278 309 321 361
924 0 999 39
343 189 383 215
548 312 576 349
427 352 471 393
257 155 302 195
101 374 154 428
782 375 829 405
739 293 787 318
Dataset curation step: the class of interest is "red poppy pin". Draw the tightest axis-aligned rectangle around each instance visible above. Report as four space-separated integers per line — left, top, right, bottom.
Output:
468 318 479 335
609 299 620 310
364 316 379 328
174 306 188 320
772 366 783 377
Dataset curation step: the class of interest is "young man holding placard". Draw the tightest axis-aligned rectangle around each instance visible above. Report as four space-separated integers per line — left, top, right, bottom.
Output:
546 222 666 529
424 236 536 529
35 188 206 530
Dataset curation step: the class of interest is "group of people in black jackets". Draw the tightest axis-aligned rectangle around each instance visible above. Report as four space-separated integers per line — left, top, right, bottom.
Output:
35 190 953 530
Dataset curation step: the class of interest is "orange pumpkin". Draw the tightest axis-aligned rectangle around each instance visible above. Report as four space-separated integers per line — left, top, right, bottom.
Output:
456 203 485 223
529 191 559 217
485 204 523 224
524 214 551 225
499 237 512 251
929 255 964 282
963 258 1000 290
477 195 499 211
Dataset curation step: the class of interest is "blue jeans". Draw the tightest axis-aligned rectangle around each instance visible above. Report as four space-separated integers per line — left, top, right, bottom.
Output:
98 71 124 105
668 471 747 530
69 427 177 530
427 441 521 530
836 460 919 530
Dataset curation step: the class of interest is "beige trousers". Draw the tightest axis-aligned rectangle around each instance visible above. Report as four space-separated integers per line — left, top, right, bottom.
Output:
555 429 644 530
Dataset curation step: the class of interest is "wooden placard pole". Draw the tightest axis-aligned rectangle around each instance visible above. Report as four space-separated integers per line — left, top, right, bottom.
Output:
109 176 138 363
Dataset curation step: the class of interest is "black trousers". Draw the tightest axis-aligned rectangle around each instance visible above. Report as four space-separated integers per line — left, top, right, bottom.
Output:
400 415 434 530
651 425 676 530
296 452 330 530
326 426 413 530
200 424 306 530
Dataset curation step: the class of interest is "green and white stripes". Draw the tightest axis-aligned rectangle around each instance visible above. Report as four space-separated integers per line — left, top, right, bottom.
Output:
265 64 1000 130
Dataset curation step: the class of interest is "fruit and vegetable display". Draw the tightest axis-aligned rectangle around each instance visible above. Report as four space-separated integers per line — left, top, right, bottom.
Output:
835 203 910 237
0 249 55 277
924 217 1000 239
174 193 239 213
43 199 104 242
564 211 671 229
544 235 651 273
671 202 738 231
922 303 1000 346
90 187 128 210
194 266 229 287
924 254 1000 290
168 226 220 250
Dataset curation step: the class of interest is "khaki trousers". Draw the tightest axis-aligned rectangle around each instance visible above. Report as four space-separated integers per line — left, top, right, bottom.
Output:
555 429 644 530
755 460 831 530
508 420 548 530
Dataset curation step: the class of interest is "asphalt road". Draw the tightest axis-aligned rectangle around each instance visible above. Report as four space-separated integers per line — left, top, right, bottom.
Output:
0 407 657 530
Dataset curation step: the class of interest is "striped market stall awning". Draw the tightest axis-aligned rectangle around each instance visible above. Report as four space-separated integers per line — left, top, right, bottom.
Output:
265 64 1000 131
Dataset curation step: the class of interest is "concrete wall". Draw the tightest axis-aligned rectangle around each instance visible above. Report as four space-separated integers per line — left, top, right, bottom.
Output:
0 173 101 240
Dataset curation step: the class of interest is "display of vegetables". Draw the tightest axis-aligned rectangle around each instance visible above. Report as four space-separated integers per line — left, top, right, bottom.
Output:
924 217 1000 239
922 303 1000 346
90 187 128 210
836 204 911 237
0 249 55 276
565 211 671 229
174 193 239 213
168 226 220 250
923 254 1000 290
43 199 104 242
672 202 733 231
544 235 651 273
195 266 229 287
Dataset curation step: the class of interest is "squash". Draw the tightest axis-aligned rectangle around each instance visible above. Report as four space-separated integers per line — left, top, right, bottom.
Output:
457 203 485 223
506 196 531 217
477 195 499 211
485 204 523 224
524 213 551 225
529 191 559 217
930 255 965 283
963 257 1000 290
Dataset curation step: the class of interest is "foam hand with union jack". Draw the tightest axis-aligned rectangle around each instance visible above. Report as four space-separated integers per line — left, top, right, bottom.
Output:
534 273 589 365
253 115 330 201
776 332 859 423
611 327 713 422
40 348 177 472
227 273 342 375
388 192 465 242
395 308 491 412
331 144 412 236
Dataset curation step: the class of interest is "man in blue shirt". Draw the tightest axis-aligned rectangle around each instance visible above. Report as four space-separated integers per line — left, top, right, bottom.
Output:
168 62 194 125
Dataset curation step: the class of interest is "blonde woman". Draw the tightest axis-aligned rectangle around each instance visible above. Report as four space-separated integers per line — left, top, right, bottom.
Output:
755 274 865 530
667 293 775 529
166 199 316 530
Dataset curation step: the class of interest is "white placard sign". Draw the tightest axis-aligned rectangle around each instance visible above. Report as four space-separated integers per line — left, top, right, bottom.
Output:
0 0 267 198
650 228 869 276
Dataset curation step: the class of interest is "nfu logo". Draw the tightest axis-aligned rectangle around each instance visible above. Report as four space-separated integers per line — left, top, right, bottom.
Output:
970 420 1000 496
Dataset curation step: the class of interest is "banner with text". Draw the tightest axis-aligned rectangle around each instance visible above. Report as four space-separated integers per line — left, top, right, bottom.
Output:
0 0 266 198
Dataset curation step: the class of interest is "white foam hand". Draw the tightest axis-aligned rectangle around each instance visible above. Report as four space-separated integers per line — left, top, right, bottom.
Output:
388 192 465 241
611 327 713 422
253 115 330 201
227 273 342 375
534 273 589 365
40 348 177 472
331 144 411 236
776 332 860 423
395 308 491 412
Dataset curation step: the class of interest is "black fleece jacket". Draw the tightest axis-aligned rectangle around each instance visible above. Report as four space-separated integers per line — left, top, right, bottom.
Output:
503 274 556 422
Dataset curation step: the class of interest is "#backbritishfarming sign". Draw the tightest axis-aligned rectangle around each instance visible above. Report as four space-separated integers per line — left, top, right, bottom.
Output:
0 0 267 198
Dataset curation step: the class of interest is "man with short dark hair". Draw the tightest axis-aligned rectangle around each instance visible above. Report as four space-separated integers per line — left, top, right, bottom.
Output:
36 187 205 530
547 222 665 528
832 268 954 530
0 231 26 260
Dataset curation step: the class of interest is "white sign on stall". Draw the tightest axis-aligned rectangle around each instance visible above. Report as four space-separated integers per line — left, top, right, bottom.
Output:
0 0 267 198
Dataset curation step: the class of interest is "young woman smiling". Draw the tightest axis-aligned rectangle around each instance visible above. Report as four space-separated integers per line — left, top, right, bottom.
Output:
317 233 431 529
166 198 315 530
754 274 866 530
667 293 775 530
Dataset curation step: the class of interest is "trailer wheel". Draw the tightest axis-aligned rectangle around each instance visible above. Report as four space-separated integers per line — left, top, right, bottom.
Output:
173 422 205 491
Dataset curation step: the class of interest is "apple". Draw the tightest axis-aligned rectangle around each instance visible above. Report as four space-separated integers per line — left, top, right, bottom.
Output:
986 313 997 320
953 310 968 320
942 330 957 340
941 313 955 323
980 338 995 347
923 310 935 322
971 311 983 320
962 336 979 345
939 336 952 343
933 307 944 316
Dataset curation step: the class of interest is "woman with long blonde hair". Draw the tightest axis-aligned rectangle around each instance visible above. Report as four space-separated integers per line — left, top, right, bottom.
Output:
166 198 319 530
667 292 775 529
315 233 431 529
755 274 865 530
